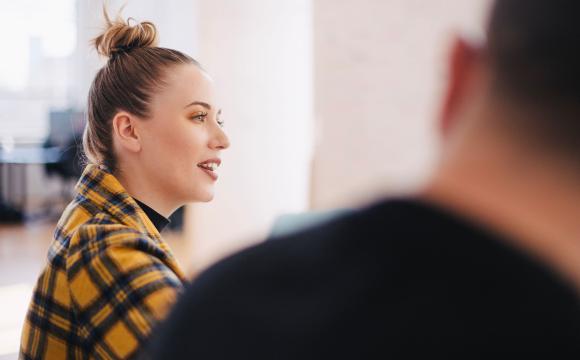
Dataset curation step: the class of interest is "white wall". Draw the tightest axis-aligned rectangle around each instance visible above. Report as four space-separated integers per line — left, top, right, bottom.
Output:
185 0 314 273
311 0 491 209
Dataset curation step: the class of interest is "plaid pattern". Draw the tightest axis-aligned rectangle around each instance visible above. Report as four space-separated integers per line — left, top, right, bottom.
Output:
20 164 187 359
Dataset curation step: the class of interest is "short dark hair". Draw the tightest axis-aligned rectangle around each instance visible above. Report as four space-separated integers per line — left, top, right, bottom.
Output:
487 0 580 155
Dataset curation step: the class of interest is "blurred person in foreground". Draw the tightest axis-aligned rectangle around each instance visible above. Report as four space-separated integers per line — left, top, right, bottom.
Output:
20 9 229 360
148 0 580 357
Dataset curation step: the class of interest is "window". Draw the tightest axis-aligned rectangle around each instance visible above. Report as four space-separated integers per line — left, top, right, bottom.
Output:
0 0 76 143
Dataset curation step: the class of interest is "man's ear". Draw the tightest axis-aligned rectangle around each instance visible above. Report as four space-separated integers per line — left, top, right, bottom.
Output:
112 112 142 153
439 36 482 138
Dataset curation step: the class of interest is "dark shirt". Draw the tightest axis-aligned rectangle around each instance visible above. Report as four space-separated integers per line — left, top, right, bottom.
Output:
134 198 170 233
148 199 580 358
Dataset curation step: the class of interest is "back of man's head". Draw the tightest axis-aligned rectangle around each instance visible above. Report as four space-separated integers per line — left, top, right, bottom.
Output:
486 0 580 158
428 0 580 288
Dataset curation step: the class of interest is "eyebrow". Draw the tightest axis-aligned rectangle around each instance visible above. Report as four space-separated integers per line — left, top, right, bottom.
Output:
184 101 222 114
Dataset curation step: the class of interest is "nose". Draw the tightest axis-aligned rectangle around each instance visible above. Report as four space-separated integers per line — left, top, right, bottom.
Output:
209 124 230 150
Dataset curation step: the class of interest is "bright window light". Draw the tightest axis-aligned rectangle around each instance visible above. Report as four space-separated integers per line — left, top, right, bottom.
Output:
0 0 76 91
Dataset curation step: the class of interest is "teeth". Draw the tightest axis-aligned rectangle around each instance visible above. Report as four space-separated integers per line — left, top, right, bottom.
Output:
199 162 219 171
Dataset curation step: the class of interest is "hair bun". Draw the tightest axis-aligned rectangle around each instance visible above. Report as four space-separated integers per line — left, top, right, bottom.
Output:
93 11 158 59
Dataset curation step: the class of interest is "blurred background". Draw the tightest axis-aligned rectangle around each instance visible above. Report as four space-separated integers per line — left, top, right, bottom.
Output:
0 0 490 357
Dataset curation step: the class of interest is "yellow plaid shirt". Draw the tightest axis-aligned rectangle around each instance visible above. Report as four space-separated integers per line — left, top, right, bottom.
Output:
20 164 187 359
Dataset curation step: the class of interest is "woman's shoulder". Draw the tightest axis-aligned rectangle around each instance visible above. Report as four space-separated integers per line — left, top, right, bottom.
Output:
50 194 186 281
68 214 164 257
55 193 159 251
63 213 185 281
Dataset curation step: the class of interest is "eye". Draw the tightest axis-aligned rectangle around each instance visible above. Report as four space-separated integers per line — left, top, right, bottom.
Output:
190 111 208 122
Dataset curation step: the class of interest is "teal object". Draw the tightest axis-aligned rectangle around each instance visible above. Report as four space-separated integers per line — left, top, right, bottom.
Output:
269 209 354 238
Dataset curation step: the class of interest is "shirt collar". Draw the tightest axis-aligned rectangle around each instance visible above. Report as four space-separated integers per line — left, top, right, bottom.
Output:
133 198 171 233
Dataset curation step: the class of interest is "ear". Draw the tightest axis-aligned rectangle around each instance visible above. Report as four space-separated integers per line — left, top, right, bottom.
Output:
439 36 482 137
112 112 142 153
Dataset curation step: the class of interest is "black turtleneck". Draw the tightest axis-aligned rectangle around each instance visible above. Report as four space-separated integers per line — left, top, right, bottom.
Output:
134 199 170 233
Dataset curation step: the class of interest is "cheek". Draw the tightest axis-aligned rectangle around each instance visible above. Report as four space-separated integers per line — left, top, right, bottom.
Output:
150 119 191 148
180 128 207 158
154 124 207 167
145 124 214 202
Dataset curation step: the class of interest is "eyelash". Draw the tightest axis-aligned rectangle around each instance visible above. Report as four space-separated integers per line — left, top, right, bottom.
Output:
190 112 208 122
190 112 225 127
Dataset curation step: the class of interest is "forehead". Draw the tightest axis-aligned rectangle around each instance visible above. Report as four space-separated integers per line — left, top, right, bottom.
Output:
154 64 216 107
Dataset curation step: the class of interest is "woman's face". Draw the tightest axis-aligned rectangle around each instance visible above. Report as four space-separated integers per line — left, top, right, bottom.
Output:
137 63 230 204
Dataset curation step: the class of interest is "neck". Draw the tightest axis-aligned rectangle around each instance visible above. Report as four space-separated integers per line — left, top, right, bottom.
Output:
113 164 178 219
422 131 580 290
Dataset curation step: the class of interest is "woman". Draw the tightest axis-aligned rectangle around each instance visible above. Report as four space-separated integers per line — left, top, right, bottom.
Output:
20 12 229 359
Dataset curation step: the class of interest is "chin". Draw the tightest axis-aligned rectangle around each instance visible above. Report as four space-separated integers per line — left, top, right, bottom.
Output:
191 190 214 203
183 182 215 203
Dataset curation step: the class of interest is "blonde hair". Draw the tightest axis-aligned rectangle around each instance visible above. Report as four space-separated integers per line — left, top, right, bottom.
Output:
83 8 199 172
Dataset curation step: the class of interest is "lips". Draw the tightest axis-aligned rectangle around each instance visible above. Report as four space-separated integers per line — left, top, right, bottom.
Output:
197 158 221 181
